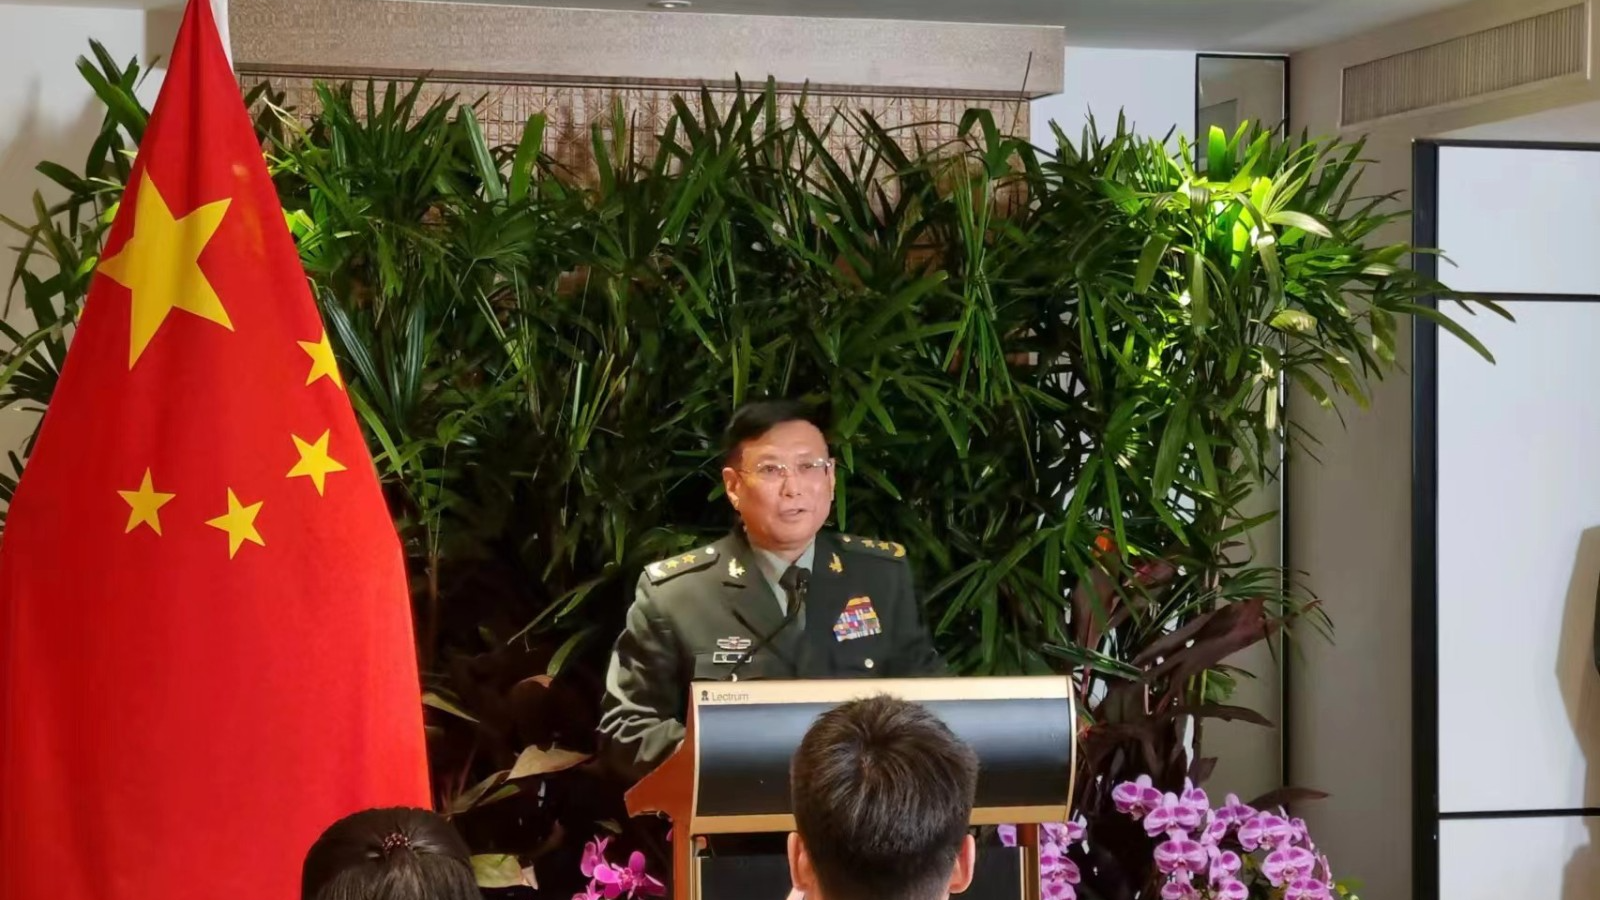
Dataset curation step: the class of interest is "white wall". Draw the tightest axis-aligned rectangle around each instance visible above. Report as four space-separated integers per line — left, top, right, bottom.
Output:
1289 1 1600 897
1030 47 1195 151
0 3 174 459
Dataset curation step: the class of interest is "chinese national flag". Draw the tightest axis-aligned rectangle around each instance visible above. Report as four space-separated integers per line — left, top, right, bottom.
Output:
0 1 430 898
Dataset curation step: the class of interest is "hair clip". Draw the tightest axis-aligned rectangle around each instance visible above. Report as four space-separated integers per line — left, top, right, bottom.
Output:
380 832 412 855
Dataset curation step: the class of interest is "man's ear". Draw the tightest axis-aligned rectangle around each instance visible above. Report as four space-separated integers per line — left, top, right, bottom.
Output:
788 832 817 895
947 834 977 895
722 466 741 511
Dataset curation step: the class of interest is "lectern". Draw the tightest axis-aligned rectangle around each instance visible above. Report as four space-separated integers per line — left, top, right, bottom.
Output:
626 676 1078 900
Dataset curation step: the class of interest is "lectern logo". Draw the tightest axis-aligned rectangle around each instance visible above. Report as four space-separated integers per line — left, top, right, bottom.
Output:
702 689 750 704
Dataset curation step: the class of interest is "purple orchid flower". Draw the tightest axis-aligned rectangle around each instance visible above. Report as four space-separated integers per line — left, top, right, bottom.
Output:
1043 877 1081 896
1145 791 1205 836
1154 835 1208 877
580 837 611 879
1214 877 1249 900
1214 793 1256 826
1263 846 1317 886
593 850 664 899
1180 779 1209 812
1159 878 1199 900
1112 775 1164 817
1237 812 1294 851
1200 815 1229 846
1284 876 1334 900
1207 846 1242 883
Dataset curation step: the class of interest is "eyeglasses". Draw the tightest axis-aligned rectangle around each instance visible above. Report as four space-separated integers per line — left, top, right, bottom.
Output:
739 458 835 482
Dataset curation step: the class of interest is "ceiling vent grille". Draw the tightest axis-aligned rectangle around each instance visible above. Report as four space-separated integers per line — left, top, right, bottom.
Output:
1341 3 1587 125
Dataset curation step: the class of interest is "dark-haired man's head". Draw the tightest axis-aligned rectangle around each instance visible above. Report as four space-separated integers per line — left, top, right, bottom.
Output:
301 806 480 900
721 399 836 560
788 695 979 900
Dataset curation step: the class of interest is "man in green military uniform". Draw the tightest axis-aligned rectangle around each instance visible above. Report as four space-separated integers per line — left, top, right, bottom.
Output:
598 399 945 782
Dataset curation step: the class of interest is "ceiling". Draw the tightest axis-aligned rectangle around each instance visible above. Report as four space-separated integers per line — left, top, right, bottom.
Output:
458 0 1481 51
4 0 1483 52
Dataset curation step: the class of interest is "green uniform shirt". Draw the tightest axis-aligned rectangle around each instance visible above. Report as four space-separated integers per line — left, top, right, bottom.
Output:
597 528 946 783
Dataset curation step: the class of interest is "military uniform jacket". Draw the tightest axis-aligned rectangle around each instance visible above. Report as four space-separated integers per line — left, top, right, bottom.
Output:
597 528 946 782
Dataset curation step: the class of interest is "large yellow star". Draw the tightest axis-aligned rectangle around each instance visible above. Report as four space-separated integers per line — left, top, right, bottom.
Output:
297 329 344 389
117 468 175 535
287 430 348 496
96 172 233 368
205 489 265 558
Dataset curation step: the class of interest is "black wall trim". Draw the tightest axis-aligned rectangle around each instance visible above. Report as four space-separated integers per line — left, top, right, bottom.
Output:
1411 139 1441 900
1460 292 1600 303
1412 138 1600 900
1441 807 1600 821
1424 139 1600 152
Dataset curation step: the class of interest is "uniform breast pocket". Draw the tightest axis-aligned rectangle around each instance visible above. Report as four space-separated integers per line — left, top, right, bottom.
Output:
831 633 887 676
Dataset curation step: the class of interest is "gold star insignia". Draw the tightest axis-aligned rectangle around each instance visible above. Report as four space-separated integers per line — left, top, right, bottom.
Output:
206 489 265 558
117 468 175 535
829 553 843 573
298 329 345 389
841 535 853 543
665 559 680 570
287 430 348 496
728 559 746 579
683 553 697 564
97 173 233 368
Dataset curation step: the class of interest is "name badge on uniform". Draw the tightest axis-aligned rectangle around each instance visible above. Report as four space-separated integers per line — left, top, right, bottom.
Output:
833 596 882 642
713 635 752 664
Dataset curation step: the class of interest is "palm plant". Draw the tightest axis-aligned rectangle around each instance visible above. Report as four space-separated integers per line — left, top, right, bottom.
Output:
0 43 1504 897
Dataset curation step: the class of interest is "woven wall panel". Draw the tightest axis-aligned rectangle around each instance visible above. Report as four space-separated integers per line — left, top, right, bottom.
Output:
242 73 1030 184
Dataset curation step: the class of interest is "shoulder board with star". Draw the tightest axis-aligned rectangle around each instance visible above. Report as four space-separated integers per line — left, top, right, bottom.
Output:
644 545 720 584
837 534 907 560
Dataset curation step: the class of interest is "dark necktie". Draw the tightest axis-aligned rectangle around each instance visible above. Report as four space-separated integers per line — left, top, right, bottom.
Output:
779 564 808 629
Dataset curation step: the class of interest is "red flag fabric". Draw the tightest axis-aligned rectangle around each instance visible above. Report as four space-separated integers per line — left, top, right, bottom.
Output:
0 2 430 898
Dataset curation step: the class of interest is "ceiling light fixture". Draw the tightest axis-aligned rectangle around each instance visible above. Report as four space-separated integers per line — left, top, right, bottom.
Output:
649 0 692 8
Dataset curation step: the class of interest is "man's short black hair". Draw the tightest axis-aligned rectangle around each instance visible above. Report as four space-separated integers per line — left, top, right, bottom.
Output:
790 695 979 900
723 398 830 462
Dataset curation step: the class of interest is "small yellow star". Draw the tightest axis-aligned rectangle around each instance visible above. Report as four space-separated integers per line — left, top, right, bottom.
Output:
206 489 265 558
117 468 175 535
665 559 681 570
287 430 348 496
97 173 233 368
298 329 344 389
683 553 697 564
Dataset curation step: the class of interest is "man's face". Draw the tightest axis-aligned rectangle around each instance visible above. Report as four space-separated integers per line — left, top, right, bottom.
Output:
723 419 836 555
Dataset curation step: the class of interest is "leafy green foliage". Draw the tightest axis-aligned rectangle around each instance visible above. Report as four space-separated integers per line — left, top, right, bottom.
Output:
0 44 1503 895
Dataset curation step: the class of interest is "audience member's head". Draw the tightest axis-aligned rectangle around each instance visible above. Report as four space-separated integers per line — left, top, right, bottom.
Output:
788 695 979 900
301 806 480 900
